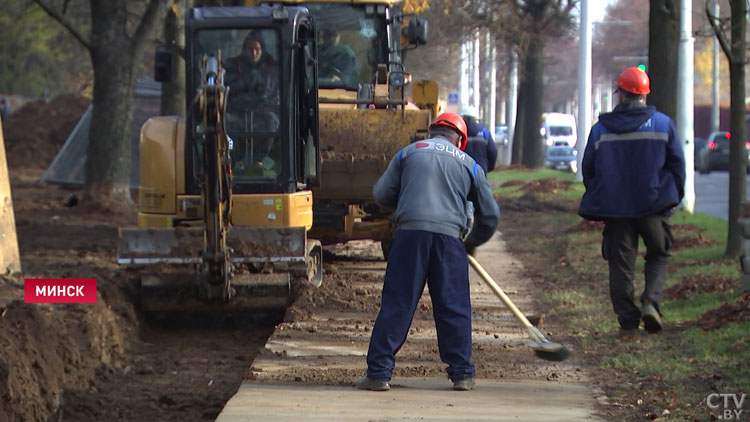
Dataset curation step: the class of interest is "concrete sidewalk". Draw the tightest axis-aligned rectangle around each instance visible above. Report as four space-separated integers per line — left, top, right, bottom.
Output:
216 233 606 421
217 378 603 422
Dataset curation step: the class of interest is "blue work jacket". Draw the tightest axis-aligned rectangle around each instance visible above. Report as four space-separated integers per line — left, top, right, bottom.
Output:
578 103 686 220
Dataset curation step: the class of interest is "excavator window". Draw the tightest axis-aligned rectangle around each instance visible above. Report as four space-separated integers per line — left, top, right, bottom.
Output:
192 28 283 182
303 4 389 91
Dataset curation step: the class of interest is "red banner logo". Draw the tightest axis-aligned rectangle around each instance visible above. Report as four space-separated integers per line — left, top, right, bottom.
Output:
24 279 97 303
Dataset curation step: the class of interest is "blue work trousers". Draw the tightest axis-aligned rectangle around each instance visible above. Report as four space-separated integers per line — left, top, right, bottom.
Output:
366 229 475 382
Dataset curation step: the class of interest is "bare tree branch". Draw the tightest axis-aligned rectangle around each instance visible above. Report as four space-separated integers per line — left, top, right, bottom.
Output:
131 0 172 56
705 0 732 60
32 0 91 51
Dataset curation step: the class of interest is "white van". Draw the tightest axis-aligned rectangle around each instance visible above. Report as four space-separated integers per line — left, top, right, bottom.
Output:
540 113 577 147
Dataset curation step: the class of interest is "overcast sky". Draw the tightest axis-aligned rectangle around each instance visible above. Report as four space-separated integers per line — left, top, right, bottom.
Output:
590 0 616 22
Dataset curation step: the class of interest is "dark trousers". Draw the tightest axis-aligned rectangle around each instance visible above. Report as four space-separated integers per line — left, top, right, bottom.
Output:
366 229 474 382
602 215 673 330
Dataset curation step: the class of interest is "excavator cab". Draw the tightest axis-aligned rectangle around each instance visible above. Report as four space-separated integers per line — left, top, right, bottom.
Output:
184 9 320 197
117 5 322 313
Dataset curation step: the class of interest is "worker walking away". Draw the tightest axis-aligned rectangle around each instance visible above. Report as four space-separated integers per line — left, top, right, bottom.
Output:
578 67 685 340
356 112 500 391
460 105 498 174
460 105 498 230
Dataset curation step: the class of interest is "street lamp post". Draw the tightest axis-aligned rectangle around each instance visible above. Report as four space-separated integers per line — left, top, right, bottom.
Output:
576 0 592 182
678 0 695 213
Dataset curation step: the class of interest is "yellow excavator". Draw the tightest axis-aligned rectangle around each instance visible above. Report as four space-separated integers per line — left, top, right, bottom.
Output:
249 0 438 255
117 5 322 313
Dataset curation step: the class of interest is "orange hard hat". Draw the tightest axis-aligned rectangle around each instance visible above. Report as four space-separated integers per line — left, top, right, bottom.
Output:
616 67 650 95
429 112 468 150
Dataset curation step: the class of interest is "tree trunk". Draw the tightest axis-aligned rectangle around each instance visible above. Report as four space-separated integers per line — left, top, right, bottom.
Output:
81 0 169 211
160 2 188 117
647 0 679 120
85 47 137 209
725 0 747 257
512 76 526 165
83 2 137 210
520 35 544 168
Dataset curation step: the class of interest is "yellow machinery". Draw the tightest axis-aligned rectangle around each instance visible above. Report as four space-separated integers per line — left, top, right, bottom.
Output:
117 5 322 312
252 0 438 253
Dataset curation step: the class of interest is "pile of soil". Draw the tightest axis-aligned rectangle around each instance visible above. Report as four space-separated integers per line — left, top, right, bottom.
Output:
663 273 736 300
522 178 572 194
499 193 575 213
287 267 382 321
697 293 750 330
2 94 90 170
0 281 133 421
670 224 720 250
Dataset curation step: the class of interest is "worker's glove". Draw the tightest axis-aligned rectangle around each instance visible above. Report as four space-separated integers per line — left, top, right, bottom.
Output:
464 242 477 256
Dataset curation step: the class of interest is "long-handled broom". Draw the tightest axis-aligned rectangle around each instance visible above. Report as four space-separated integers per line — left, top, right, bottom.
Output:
468 255 571 362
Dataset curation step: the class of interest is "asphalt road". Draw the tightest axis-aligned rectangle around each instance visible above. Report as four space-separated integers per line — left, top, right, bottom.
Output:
694 171 750 220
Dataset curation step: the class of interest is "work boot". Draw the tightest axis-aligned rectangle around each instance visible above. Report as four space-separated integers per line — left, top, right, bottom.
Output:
453 377 475 391
356 376 390 391
641 302 663 333
617 327 639 341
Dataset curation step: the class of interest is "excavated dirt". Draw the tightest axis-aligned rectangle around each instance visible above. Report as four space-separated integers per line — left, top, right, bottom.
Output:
670 223 721 249
2 94 90 170
663 273 737 300
697 293 750 330
521 177 573 194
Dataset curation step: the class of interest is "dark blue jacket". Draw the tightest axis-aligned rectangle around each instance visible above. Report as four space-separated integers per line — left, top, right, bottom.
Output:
578 102 686 220
463 119 497 175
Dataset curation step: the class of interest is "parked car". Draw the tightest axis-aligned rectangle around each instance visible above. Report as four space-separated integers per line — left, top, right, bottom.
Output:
697 131 750 174
494 125 509 146
544 145 578 173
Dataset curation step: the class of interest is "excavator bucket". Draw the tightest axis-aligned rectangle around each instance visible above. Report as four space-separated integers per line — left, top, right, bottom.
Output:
117 226 308 265
117 226 321 313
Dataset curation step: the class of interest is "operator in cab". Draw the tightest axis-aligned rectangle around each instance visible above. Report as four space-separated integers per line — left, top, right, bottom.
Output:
223 31 281 177
318 29 357 88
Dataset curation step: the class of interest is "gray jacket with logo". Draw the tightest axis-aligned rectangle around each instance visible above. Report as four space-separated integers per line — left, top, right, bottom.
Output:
373 136 500 248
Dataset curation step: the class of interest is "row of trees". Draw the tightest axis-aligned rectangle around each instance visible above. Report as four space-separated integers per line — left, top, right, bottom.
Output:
14 0 747 257
405 0 576 169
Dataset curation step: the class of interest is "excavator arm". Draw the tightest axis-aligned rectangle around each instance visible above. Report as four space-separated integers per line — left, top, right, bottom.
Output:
197 53 233 300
